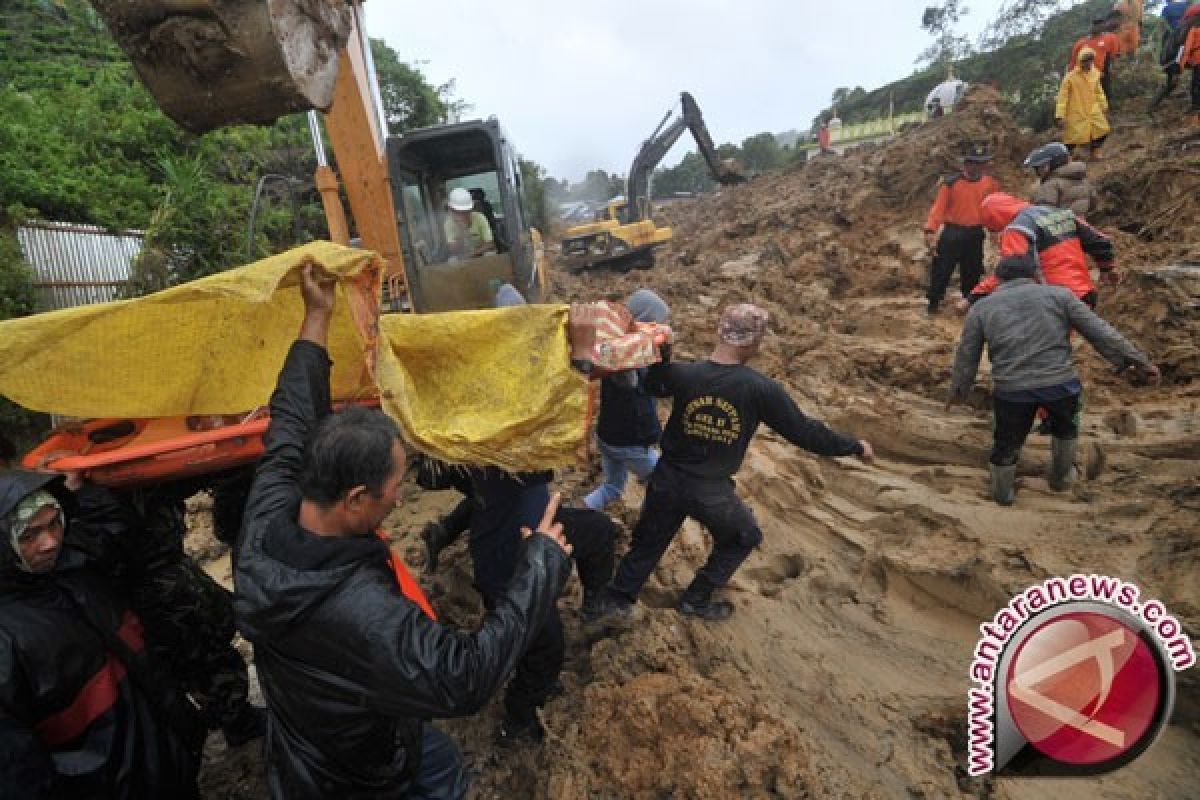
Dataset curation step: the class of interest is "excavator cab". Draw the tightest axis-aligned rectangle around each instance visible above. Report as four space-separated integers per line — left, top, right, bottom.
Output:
387 119 543 312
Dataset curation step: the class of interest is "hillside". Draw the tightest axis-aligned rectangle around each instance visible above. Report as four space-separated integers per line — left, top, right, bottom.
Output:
818 0 1141 130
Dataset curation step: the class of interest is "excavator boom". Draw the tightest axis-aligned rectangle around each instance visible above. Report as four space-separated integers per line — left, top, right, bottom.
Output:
625 91 745 223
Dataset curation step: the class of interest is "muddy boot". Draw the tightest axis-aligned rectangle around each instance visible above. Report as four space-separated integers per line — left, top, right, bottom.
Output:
496 713 545 747
583 589 636 628
1048 437 1079 491
989 464 1017 506
679 577 734 621
580 589 603 623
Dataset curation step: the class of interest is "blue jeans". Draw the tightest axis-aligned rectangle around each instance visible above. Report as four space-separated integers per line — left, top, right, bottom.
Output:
584 439 659 510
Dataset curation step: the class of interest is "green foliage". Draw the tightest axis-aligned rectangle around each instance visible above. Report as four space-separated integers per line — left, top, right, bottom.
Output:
0 1 459 293
518 157 551 231
653 151 718 197
0 231 36 319
370 39 451 134
0 229 42 448
919 0 972 67
739 132 785 172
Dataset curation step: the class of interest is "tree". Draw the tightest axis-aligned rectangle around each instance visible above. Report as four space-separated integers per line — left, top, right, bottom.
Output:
919 1 972 67
518 157 554 231
369 39 449 135
653 151 717 197
979 0 1069 49
739 132 785 172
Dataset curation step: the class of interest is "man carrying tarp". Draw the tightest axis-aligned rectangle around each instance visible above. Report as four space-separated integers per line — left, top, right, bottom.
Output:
949 254 1159 505
233 264 577 799
590 304 873 622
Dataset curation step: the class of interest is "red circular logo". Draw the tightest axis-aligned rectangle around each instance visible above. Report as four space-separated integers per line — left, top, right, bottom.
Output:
1006 611 1162 765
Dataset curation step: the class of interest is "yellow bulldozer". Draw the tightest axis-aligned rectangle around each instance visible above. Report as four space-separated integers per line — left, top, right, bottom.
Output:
87 0 545 312
560 92 745 273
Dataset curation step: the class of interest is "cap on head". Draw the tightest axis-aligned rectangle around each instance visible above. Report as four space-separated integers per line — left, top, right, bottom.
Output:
1079 46 1096 62
718 303 769 347
447 187 474 212
963 142 993 164
8 490 58 534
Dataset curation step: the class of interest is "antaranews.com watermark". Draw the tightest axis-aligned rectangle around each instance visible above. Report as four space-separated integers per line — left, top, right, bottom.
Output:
967 574 1195 777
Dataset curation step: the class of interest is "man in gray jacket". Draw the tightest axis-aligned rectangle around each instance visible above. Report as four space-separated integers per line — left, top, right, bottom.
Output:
950 255 1159 505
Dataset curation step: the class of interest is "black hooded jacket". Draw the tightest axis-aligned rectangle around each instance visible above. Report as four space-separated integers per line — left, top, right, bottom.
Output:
234 341 571 799
0 470 200 800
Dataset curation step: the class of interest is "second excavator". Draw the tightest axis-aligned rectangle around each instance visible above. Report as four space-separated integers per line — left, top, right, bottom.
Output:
561 92 745 272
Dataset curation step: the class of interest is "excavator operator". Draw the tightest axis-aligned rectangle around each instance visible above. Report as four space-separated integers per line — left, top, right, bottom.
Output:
444 187 496 260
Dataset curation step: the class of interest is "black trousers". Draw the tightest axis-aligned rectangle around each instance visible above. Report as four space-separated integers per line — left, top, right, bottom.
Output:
1191 67 1200 111
929 225 985 307
468 485 616 724
609 462 762 604
991 393 1081 466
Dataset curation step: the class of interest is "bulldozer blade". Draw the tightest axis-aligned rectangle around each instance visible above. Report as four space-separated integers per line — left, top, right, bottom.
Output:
90 0 353 134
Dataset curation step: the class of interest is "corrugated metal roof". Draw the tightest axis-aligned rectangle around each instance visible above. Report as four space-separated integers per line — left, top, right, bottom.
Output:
16 221 144 311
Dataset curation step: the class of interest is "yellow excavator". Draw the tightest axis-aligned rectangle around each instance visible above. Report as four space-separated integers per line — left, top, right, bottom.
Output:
560 92 745 273
87 0 545 312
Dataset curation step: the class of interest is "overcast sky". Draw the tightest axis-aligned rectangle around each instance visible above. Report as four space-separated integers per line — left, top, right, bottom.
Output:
367 1 1012 182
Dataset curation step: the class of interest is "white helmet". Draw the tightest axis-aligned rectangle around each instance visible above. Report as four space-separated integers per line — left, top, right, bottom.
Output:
447 187 474 212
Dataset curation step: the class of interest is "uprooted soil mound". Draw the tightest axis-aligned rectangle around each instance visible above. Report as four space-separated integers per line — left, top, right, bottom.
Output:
199 90 1199 799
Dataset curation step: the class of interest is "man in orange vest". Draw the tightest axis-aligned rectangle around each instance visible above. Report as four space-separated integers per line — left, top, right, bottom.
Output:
922 143 1000 315
1069 16 1123 100
1181 3 1200 121
1113 0 1145 56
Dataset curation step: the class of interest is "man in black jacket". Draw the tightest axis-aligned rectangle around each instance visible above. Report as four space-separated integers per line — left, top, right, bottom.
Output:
233 264 574 799
0 470 203 800
593 304 874 621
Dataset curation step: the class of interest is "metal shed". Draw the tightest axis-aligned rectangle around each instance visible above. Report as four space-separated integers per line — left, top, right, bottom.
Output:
16 221 143 311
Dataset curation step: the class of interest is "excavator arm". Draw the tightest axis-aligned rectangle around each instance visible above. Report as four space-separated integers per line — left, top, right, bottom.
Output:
88 0 408 295
625 91 745 223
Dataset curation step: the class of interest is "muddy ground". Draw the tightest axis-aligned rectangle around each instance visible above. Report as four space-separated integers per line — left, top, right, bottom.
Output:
196 88 1199 798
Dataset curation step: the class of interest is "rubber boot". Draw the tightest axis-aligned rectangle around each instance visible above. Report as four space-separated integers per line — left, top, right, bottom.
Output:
990 464 1017 506
1048 437 1079 491
679 575 735 621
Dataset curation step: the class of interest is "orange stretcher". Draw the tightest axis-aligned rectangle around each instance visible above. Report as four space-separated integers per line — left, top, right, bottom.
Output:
23 399 380 489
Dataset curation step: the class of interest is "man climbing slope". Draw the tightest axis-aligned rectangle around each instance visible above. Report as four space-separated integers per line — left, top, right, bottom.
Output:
922 143 1000 315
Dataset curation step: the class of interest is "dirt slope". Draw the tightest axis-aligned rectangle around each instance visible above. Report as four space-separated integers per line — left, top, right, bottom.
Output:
198 88 1200 799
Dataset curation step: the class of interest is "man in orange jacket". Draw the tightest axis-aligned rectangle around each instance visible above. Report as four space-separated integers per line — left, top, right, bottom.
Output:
968 193 1121 307
1069 17 1122 100
1181 4 1200 118
922 143 1000 315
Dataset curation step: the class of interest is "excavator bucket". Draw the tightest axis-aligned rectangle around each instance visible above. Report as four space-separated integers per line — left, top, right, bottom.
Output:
89 0 353 133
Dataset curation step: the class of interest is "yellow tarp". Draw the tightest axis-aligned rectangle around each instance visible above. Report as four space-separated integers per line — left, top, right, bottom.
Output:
379 307 586 469
0 242 587 470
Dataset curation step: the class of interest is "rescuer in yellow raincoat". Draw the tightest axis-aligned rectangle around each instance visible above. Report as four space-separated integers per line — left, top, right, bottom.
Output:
1056 47 1111 160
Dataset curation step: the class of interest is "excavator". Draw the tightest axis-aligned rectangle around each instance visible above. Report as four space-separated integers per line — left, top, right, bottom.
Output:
86 0 545 312
560 92 745 272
